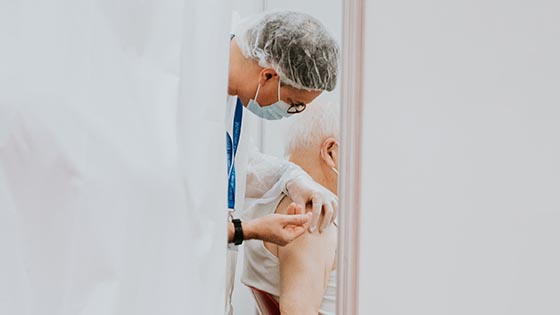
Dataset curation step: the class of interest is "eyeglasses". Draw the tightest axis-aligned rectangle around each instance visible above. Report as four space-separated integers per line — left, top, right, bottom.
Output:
287 103 307 114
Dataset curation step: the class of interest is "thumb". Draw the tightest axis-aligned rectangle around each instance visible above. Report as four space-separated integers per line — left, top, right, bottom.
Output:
285 225 307 242
281 213 311 227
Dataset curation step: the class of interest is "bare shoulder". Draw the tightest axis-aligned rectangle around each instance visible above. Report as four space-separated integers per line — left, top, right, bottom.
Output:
277 196 337 267
262 195 296 256
276 195 337 239
263 195 336 261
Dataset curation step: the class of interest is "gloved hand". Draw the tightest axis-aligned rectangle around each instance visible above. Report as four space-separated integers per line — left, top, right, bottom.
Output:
243 203 312 246
285 174 338 233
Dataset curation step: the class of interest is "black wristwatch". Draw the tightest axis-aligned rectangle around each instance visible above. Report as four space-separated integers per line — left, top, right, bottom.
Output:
232 218 244 245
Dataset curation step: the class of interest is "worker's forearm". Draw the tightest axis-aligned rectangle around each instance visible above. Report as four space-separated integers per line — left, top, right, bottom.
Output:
227 220 256 244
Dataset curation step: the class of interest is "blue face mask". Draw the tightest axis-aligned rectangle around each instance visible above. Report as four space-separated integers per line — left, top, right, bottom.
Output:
246 78 293 120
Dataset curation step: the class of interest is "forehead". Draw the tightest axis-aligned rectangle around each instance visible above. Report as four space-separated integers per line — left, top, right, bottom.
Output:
282 86 322 105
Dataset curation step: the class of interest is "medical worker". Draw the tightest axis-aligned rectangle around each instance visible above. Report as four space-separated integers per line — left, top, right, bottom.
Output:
224 10 339 313
225 10 339 245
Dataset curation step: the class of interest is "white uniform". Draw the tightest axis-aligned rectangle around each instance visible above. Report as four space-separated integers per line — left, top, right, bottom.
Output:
241 194 337 315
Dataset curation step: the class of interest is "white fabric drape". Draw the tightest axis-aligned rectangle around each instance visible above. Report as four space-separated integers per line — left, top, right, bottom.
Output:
0 1 230 314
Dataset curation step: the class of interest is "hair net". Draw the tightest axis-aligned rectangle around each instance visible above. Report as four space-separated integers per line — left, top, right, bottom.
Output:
235 10 339 92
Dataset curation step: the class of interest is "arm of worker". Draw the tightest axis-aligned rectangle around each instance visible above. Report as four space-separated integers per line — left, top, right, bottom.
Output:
227 207 312 246
277 199 337 315
246 146 338 233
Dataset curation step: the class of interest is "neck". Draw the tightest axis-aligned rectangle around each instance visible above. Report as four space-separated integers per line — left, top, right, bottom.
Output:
228 39 260 99
290 150 337 194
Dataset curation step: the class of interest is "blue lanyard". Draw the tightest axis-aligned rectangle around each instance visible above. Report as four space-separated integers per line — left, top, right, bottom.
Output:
226 97 243 210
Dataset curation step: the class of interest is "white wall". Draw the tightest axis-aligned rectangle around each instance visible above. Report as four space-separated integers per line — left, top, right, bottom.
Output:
359 1 560 314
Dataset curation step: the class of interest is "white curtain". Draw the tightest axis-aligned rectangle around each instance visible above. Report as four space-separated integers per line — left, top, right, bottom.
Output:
0 1 230 314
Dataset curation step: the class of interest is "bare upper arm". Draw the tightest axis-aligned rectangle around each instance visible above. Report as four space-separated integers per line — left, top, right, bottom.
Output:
274 197 337 315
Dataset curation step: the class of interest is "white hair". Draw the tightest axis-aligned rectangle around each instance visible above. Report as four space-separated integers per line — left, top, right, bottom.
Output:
285 100 340 156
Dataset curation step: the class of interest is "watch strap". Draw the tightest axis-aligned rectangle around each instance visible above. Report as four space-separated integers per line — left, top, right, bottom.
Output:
232 218 244 245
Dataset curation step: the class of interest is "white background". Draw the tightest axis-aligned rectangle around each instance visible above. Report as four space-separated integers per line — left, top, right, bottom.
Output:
359 0 560 314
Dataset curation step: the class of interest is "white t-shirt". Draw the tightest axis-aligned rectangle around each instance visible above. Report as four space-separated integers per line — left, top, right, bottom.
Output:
241 194 337 315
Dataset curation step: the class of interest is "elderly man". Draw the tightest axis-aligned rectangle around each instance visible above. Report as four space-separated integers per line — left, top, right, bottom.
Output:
242 101 339 315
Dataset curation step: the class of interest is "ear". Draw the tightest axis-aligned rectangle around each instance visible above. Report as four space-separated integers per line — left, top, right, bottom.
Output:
320 137 338 169
258 68 278 85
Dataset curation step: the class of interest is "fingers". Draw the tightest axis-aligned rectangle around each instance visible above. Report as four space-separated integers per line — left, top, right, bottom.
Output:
281 212 311 227
290 195 307 210
286 202 304 215
284 225 307 244
309 194 322 233
275 214 310 246
308 195 337 233
302 212 312 229
318 201 334 233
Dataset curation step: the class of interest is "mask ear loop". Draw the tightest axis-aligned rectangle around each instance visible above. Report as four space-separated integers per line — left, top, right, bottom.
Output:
254 83 262 105
277 77 282 103
331 141 340 175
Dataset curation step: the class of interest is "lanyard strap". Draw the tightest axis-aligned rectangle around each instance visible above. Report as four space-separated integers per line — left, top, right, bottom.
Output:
226 97 244 210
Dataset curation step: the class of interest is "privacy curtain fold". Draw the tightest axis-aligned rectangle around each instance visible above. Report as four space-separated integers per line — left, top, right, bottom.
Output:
0 1 230 314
